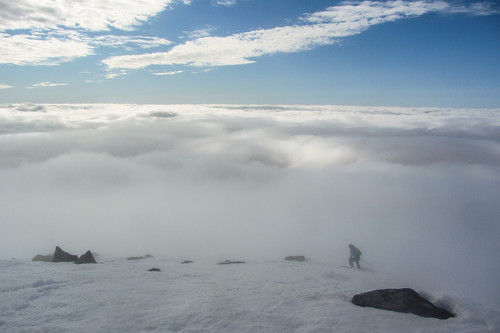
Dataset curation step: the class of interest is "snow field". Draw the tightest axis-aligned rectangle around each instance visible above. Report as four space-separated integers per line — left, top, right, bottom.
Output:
1 257 499 333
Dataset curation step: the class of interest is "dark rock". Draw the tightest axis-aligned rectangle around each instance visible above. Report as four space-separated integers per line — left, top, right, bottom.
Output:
52 246 78 263
181 260 193 264
75 250 97 264
127 254 154 260
218 260 246 265
32 254 53 262
351 288 455 319
285 255 306 262
148 268 161 272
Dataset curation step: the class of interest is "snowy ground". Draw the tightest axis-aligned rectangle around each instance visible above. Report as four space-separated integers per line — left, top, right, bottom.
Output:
1 256 499 333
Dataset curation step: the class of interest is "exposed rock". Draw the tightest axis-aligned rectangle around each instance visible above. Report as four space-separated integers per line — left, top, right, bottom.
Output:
52 246 78 263
127 254 154 260
285 255 306 262
181 260 193 264
218 260 246 265
148 268 161 272
351 288 455 319
75 250 97 264
32 254 53 262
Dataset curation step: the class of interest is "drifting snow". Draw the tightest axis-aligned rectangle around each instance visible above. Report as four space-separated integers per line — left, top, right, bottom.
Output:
1 257 498 332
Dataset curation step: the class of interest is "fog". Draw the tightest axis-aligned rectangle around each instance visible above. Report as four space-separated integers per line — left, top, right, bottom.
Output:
1 103 499 307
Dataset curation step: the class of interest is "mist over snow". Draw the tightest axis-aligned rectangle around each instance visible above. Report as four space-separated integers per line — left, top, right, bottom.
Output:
1 103 499 308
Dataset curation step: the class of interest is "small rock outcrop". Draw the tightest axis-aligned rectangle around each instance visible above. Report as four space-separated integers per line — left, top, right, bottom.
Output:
52 246 78 263
148 268 161 272
127 254 154 260
32 254 53 262
181 260 193 264
351 288 455 319
218 260 246 265
75 250 97 264
285 255 306 262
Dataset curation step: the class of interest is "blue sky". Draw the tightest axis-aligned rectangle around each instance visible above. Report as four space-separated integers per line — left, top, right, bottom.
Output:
0 0 499 107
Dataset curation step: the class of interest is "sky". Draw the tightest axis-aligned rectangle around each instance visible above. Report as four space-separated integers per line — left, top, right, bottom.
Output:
0 0 499 107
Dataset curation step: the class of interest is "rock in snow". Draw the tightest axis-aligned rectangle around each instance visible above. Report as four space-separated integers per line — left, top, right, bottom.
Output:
52 246 78 263
127 254 154 260
75 251 97 264
148 268 161 272
351 288 455 319
285 255 306 262
32 254 53 262
218 260 246 265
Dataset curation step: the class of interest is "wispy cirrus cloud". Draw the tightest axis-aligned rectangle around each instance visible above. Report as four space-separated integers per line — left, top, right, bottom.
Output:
27 82 68 89
104 24 337 69
181 27 215 39
213 0 237 7
0 32 172 66
92 35 173 49
0 84 13 89
103 0 498 70
105 71 129 79
152 70 183 75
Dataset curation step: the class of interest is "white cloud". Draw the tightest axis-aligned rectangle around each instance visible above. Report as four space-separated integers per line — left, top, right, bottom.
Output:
0 30 172 66
27 82 68 88
0 32 93 66
0 84 13 89
103 24 339 69
181 27 214 39
103 0 498 70
447 1 500 15
92 35 173 49
0 0 174 66
303 0 449 24
0 0 174 32
213 0 237 7
152 70 183 75
105 71 129 79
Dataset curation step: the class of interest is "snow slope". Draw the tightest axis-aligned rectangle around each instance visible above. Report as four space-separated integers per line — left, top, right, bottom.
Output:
1 257 498 333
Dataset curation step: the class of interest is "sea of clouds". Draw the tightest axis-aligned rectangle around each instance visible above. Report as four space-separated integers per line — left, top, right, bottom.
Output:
1 103 499 307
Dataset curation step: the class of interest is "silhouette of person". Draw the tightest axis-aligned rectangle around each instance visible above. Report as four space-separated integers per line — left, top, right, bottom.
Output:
349 244 362 269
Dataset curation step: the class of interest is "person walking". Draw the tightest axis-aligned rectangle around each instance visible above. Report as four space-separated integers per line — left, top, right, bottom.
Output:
349 244 362 269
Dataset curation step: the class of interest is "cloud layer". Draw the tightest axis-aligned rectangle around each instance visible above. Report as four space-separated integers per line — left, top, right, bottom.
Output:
1 103 499 307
